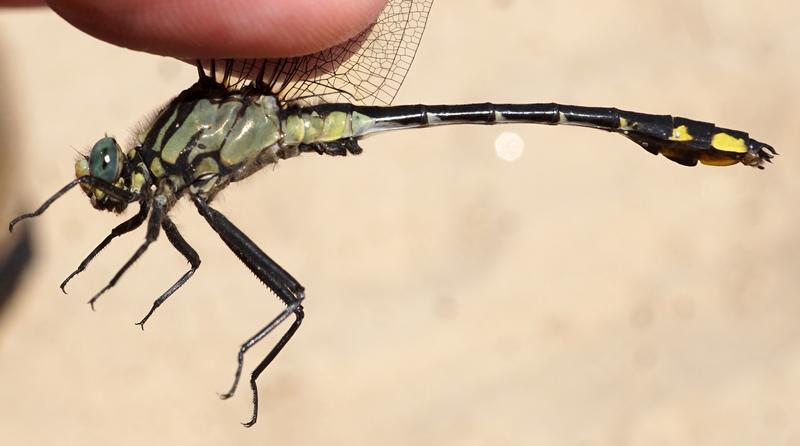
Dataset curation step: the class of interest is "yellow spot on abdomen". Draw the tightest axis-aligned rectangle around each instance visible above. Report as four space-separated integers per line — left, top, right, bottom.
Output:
698 155 739 166
670 125 693 142
711 132 748 153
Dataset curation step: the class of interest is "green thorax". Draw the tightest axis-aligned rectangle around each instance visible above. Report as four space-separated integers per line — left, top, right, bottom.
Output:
136 85 284 197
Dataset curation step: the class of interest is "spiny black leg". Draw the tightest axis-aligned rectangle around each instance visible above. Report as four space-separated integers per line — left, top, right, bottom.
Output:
78 175 138 203
9 179 82 231
9 176 135 232
88 199 164 310
192 197 305 300
219 301 303 400
243 305 304 427
193 195 305 427
61 201 150 293
136 215 200 329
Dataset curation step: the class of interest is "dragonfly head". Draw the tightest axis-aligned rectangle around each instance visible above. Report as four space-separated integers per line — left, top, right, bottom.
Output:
8 136 142 233
75 136 132 213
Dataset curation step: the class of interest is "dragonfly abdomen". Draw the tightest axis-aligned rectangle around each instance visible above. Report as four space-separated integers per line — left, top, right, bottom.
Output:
300 103 774 168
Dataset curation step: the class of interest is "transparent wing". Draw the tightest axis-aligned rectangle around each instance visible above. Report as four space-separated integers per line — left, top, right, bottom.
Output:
208 0 433 106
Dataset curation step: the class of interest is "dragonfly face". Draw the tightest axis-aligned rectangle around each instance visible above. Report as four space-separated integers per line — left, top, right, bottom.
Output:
74 136 132 213
73 136 157 215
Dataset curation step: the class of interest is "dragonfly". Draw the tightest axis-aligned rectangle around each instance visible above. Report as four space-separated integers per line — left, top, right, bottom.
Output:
8 0 775 427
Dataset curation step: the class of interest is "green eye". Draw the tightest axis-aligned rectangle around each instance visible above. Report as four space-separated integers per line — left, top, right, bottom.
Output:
89 137 123 183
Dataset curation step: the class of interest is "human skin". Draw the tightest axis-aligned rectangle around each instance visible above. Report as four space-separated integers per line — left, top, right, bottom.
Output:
1 0 388 58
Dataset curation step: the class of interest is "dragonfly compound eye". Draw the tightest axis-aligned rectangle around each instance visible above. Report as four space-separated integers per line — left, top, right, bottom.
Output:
88 136 123 183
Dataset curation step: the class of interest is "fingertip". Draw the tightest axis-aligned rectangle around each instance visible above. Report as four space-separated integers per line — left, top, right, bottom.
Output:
1 0 47 6
48 0 388 58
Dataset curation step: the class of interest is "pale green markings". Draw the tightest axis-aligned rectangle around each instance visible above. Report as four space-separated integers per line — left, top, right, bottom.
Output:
294 110 357 144
189 157 221 194
318 111 349 142
152 108 178 154
301 112 324 144
283 114 305 145
220 97 281 167
149 157 166 178
187 101 243 164
193 156 220 178
162 99 235 164
75 158 90 178
351 111 377 137
130 172 147 195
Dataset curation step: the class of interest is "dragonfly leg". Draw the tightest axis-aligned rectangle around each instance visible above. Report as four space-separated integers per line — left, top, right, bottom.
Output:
135 215 201 329
87 198 164 310
9 176 135 232
243 305 304 427
61 201 150 293
193 195 305 427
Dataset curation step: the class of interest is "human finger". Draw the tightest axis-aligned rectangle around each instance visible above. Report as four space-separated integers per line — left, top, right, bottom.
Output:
47 0 388 58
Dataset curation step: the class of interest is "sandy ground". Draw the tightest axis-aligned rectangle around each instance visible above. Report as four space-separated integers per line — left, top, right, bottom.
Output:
1 1 799 444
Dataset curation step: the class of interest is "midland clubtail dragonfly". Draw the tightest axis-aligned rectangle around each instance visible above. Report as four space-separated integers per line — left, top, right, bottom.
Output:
8 0 775 427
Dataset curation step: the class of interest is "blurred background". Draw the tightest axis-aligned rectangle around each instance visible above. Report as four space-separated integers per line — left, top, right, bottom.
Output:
0 0 799 444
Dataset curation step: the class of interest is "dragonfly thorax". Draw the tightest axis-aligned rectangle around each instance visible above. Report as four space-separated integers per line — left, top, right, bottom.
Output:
132 83 289 201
